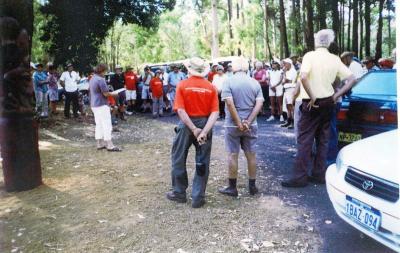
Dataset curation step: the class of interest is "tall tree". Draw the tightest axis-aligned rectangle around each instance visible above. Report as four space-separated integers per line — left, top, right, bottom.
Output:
352 0 358 55
0 0 42 192
359 0 363 59
364 0 371 56
317 0 327 29
331 0 340 45
279 0 290 58
304 0 314 52
375 0 385 60
227 0 234 56
41 0 175 73
346 0 352 51
211 0 220 59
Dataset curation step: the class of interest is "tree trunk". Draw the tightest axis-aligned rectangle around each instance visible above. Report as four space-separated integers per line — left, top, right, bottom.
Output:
227 0 234 56
291 0 300 54
305 0 314 52
236 1 242 56
375 0 385 60
359 0 363 59
387 0 392 56
317 0 327 30
347 0 351 51
331 0 340 44
211 0 220 59
0 0 42 192
340 0 345 51
365 0 371 56
264 0 272 60
352 0 359 56
279 0 290 58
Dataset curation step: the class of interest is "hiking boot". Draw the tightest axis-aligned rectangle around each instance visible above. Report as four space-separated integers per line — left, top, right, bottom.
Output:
192 198 206 208
166 191 187 203
218 186 238 197
266 115 275 122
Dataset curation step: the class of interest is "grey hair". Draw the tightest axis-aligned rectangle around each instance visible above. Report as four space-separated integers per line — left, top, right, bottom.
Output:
314 29 335 48
231 57 249 72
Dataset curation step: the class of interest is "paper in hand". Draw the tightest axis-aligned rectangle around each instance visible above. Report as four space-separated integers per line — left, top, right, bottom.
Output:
110 88 126 96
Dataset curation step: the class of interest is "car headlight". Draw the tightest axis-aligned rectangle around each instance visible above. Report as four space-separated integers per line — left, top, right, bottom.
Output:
335 151 348 172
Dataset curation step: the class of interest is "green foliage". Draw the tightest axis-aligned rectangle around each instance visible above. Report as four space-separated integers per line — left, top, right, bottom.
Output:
40 0 175 73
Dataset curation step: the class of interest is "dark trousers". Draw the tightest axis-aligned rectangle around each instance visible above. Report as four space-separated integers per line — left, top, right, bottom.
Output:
171 118 212 202
293 97 334 182
261 86 270 111
218 93 225 118
64 90 79 118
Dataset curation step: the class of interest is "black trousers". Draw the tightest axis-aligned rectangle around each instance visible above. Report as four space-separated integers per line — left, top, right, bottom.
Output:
64 90 79 118
293 96 334 182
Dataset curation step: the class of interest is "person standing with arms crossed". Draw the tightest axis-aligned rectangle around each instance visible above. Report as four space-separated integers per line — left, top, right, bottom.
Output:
166 57 219 208
218 57 264 197
60 63 80 119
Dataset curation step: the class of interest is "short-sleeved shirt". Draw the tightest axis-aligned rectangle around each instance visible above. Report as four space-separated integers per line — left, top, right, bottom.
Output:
33 71 48 92
283 67 298 89
60 71 80 92
47 73 58 90
141 72 154 85
253 69 267 87
300 47 353 99
173 76 219 117
89 74 109 108
110 73 125 90
268 69 283 87
221 72 264 127
349 61 364 79
150 77 163 98
168 71 186 87
124 71 137 90
212 74 227 93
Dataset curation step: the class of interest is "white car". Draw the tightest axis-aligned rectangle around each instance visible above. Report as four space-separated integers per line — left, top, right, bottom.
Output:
326 129 400 252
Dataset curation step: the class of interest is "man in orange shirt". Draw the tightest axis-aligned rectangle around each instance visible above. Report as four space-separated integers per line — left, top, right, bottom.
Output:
124 66 138 114
207 63 218 82
150 70 164 118
166 57 219 208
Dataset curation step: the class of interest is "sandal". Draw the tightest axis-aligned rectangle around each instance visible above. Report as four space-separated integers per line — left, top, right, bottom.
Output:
107 146 122 152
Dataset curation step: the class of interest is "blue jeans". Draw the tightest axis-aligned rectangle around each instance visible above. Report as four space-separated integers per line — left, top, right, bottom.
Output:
326 102 342 166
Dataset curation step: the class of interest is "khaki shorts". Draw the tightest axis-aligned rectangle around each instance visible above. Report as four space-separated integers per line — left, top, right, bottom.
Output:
126 90 137 100
224 126 258 153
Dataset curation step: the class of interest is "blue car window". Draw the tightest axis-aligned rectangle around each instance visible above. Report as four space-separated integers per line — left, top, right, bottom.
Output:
352 71 397 96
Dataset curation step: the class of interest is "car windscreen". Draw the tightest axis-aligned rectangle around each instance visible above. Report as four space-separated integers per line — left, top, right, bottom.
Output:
351 71 397 96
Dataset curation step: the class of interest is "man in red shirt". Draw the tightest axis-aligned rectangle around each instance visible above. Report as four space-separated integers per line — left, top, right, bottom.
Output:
150 70 164 118
124 66 138 114
207 63 218 82
166 57 219 208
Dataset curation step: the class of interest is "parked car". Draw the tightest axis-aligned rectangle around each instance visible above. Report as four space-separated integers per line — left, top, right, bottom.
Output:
337 69 397 148
326 129 399 252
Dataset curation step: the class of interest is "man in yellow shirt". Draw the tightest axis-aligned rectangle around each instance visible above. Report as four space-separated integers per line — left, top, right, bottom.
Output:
282 29 357 188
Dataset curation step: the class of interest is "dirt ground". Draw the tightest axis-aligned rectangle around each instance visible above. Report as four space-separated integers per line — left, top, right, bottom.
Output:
0 114 322 253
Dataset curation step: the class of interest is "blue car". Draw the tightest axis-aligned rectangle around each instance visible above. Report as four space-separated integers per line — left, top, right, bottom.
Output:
337 69 397 148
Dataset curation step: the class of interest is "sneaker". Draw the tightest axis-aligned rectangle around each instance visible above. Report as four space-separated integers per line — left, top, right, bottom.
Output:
266 116 275 122
125 111 133 116
280 121 290 127
166 191 187 203
280 115 285 122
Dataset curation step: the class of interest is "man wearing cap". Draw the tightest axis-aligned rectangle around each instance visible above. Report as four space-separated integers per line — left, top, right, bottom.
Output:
208 63 218 82
124 66 138 114
281 29 357 188
141 66 154 113
280 58 298 129
340 52 364 79
218 57 264 197
60 63 81 119
362 57 380 72
167 65 186 115
33 63 49 117
166 57 219 208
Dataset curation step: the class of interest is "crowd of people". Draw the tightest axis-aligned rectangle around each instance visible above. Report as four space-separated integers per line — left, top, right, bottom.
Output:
30 28 396 207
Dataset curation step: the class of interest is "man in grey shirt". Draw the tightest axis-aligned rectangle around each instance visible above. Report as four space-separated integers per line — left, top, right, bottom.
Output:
218 57 264 197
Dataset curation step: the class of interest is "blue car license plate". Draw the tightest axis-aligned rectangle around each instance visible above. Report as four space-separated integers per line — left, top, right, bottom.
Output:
345 196 381 231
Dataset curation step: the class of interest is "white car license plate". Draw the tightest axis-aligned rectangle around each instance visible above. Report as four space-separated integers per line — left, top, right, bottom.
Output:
345 196 381 231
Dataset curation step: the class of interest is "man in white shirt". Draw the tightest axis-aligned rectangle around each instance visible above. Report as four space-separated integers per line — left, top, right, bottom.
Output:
266 61 284 122
212 65 227 118
340 52 364 79
60 63 80 118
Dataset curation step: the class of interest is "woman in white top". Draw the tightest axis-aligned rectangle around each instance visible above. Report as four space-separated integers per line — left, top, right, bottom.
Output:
267 61 284 122
212 65 227 118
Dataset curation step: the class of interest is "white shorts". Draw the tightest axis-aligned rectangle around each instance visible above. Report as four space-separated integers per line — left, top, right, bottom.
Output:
126 90 137 100
284 88 295 105
269 85 283 97
142 85 150 100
